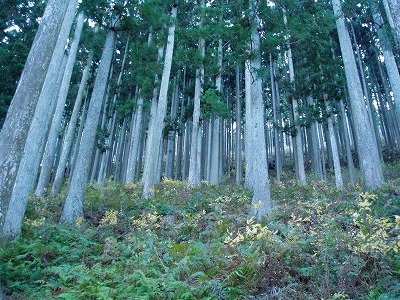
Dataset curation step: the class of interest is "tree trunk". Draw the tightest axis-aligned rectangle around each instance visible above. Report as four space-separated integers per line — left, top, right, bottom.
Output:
142 5 177 198
175 69 187 180
183 121 191 180
125 96 144 183
306 97 323 180
165 76 180 179
0 0 74 234
373 11 400 126
235 65 243 185
325 99 343 189
60 28 116 224
188 37 205 188
36 13 84 197
332 0 384 188
210 39 223 185
285 11 306 184
244 0 271 219
339 100 355 185
385 0 400 43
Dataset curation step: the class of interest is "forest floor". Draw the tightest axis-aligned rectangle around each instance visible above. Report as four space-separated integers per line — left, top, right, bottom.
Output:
1 161 400 299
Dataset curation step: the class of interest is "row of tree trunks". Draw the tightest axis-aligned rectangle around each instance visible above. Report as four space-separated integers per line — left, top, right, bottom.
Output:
2 0 79 237
4 0 400 239
0 0 73 234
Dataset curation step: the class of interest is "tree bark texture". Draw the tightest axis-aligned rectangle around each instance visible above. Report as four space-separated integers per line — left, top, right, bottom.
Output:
142 6 177 198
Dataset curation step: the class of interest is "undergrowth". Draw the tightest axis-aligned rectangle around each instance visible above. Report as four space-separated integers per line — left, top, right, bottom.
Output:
1 172 400 299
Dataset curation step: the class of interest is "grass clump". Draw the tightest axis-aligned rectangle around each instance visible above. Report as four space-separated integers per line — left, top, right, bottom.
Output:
1 176 400 299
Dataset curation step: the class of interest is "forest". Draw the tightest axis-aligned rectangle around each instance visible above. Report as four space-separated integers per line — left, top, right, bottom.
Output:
0 0 400 298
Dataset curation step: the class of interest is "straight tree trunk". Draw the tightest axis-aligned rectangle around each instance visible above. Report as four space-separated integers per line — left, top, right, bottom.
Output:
235 65 243 185
245 0 271 219
325 98 343 189
210 39 223 185
332 0 384 188
270 55 282 181
339 100 355 185
142 5 177 198
284 11 306 184
60 28 117 224
136 111 148 181
125 96 144 183
165 76 180 179
188 37 205 188
36 13 85 197
385 0 400 43
0 0 73 233
373 10 400 125
175 69 187 180
183 121 191 179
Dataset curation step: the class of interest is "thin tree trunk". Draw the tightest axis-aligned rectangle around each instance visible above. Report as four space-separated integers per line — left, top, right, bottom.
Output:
165 76 179 179
125 96 144 183
210 39 223 185
60 28 116 224
339 100 355 185
284 11 306 184
235 65 243 185
175 68 186 180
188 37 205 188
307 97 323 180
325 99 343 189
183 121 191 180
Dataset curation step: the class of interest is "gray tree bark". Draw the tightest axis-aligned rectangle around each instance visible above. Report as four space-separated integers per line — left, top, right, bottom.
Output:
165 76 180 179
210 39 223 185
385 0 400 43
332 0 384 188
373 10 400 127
125 96 144 183
270 55 282 181
60 28 117 224
188 37 205 188
0 0 72 232
36 13 85 197
284 12 306 184
142 5 177 198
339 100 355 185
235 65 243 185
325 99 343 189
244 0 271 219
